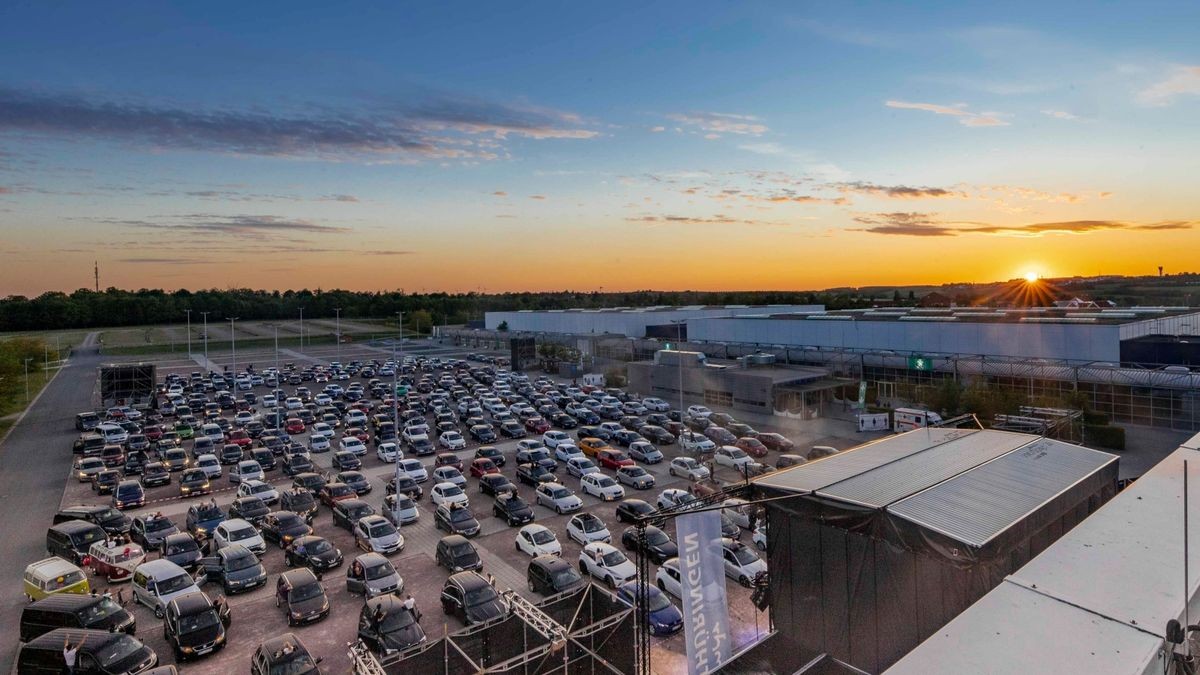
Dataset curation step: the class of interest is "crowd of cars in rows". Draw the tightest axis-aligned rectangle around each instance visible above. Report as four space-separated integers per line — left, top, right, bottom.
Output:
26 354 795 673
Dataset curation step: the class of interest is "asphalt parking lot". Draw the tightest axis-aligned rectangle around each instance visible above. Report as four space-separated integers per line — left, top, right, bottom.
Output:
28 338 847 673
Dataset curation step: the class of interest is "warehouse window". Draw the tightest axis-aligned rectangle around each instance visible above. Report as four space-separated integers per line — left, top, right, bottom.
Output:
704 390 733 407
734 398 767 408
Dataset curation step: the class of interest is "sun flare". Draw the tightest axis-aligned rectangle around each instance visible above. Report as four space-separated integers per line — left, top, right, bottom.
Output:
1024 271 1040 283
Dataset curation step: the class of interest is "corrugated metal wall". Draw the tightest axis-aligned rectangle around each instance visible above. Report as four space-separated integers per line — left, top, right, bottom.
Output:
483 306 823 336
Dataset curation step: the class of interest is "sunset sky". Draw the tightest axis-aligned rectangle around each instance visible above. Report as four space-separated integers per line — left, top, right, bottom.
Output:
1 1 1198 296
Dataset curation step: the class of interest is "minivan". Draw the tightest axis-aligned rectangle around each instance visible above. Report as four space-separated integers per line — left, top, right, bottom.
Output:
76 412 102 432
46 521 107 564
17 628 157 674
21 593 135 642
131 559 202 618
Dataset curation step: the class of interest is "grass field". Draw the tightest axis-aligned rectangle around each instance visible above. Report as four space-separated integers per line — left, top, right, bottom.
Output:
0 364 58 438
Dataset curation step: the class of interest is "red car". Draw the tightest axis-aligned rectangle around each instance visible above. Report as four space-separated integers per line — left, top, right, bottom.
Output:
470 457 500 478
229 429 253 447
285 418 306 434
348 427 370 444
143 425 163 442
734 437 769 458
318 482 357 507
756 432 795 452
434 452 464 472
524 417 551 434
597 449 635 471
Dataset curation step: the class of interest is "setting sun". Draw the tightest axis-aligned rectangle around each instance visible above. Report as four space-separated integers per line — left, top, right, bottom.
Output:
1024 271 1040 283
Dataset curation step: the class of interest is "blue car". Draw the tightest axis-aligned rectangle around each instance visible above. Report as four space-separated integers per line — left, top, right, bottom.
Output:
616 581 683 636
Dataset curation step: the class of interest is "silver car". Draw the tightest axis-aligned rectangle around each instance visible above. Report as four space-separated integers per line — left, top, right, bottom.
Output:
535 482 583 514
354 515 405 554
346 552 404 598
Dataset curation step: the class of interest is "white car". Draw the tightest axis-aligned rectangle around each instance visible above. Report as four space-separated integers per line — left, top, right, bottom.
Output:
642 397 670 413
668 457 710 481
554 443 583 463
233 411 255 427
397 458 428 483
656 488 697 510
580 473 625 501
439 431 467 450
432 466 466 488
542 431 571 449
655 557 683 599
686 405 713 418
430 482 469 509
344 410 368 426
284 397 303 410
201 424 224 444
597 422 624 438
229 459 264 484
515 524 561 557
195 453 222 479
314 394 333 407
680 433 716 454
752 523 767 551
534 482 583 514
621 401 647 416
213 518 266 555
402 427 429 445
261 395 277 409
376 442 403 463
309 423 334 439
566 512 611 545
354 515 404 554
579 543 636 588
714 446 752 469
565 457 600 478
237 479 279 505
721 538 768 586
309 435 331 453
339 437 367 456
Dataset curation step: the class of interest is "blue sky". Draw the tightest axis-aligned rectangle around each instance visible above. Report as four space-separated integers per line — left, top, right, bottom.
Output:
1 1 1198 294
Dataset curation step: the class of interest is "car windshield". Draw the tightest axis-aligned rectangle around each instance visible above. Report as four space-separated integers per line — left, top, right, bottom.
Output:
551 488 568 499
379 607 416 631
229 526 257 541
646 591 671 612
625 468 647 477
166 538 198 555
727 449 747 459
278 514 304 528
465 584 498 607
196 505 221 520
179 608 220 633
368 522 396 537
732 546 759 565
80 597 123 625
365 562 395 580
452 544 478 562
48 571 86 591
306 539 333 554
531 529 556 544
505 497 528 510
647 530 670 545
553 568 581 586
146 519 174 533
228 552 259 571
157 573 194 595
596 477 616 487
601 550 627 567
289 582 323 602
96 634 143 667
449 509 475 523
441 485 463 497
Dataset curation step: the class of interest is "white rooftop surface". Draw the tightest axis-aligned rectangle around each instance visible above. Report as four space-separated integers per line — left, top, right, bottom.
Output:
886 430 1200 675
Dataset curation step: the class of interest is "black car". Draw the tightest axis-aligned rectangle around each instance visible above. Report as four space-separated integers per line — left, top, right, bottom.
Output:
336 470 372 495
527 554 586 596
220 444 244 465
111 480 146 510
251 448 276 471
499 420 526 438
130 513 178 549
435 534 482 572
199 544 267 594
282 453 314 476
440 572 508 626
549 412 578 429
161 532 205 570
179 468 212 497
164 591 228 661
385 475 423 500
479 473 517 498
615 499 659 524
92 469 121 495
492 493 534 526
261 511 313 549
473 445 505 467
358 595 426 655
410 436 435 456
292 472 327 496
516 463 556 486
251 634 322 675
332 451 361 471
332 499 376 531
621 525 678 564
575 409 601 425
435 505 481 537
469 425 497 443
275 569 330 626
122 450 147 476
54 505 132 536
229 496 270 525
141 461 171 487
640 425 675 444
285 535 344 571
577 425 603 442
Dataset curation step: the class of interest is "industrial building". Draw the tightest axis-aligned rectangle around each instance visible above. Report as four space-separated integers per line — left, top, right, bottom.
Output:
743 428 1118 674
886 429 1200 675
483 304 823 339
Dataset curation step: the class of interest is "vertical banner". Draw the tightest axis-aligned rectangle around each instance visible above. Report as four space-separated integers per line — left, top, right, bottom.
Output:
677 510 732 674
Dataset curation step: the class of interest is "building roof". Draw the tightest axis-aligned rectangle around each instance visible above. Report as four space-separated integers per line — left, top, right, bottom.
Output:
885 431 1200 675
714 305 1200 326
887 438 1118 547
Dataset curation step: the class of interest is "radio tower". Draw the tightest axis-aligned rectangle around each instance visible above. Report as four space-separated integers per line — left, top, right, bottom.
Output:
94 261 99 291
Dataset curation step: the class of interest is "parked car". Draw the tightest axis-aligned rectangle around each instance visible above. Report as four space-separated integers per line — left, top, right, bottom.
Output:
492 493 535 526
515 524 561 557
440 572 508 626
436 534 482 573
535 482 583 514
346 552 404 598
620 525 678 564
615 465 656 490
527 555 585 596
275 568 330 626
566 512 611 545
668 456 710 481
580 473 625 501
578 542 636 588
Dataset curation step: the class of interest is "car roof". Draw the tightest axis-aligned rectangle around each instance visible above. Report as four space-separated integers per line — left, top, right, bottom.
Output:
169 591 212 614
440 534 469 546
355 551 387 565
533 555 570 571
280 568 319 585
137 558 187 575
52 519 105 534
447 570 488 590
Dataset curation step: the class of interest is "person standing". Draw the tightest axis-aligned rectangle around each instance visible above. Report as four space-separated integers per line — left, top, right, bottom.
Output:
63 635 85 674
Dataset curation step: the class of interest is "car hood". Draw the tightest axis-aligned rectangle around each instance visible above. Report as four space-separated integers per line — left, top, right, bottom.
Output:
465 599 506 624
652 541 679 558
166 549 202 566
227 563 267 583
290 595 328 616
309 549 342 566
366 573 403 593
650 604 684 627
377 622 427 652
179 622 223 647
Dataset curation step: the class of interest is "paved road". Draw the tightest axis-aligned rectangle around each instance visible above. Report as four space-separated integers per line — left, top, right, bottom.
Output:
0 337 101 668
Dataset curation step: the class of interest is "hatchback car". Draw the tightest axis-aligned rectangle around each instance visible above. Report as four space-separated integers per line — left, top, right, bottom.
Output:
567 512 611 545
436 534 482 573
535 482 582 514
668 456 711 481
440 572 508 625
492 493 535 526
580 473 625 501
285 535 343 572
346 552 404 598
430 482 470 509
111 480 146 510
721 537 767 586
354 515 404 554
620 525 678 564
616 581 683 636
527 555 585 596
435 504 481 537
515 524 561 557
275 568 329 626
578 542 636 588
615 465 655 490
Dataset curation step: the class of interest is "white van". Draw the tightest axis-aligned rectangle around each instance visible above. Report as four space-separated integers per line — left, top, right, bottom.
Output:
131 558 201 618
893 408 944 432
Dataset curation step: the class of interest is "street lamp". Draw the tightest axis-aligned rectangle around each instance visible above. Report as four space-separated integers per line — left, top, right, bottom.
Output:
184 309 192 358
393 310 403 500
334 307 343 363
200 311 211 370
228 317 239 375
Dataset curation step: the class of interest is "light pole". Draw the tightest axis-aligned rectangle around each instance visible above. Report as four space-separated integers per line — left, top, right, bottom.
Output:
393 310 403 502
228 317 239 376
184 309 192 358
200 311 211 370
334 308 342 363
24 357 33 402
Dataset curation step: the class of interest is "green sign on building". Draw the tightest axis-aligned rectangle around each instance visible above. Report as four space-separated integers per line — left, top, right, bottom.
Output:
908 355 932 372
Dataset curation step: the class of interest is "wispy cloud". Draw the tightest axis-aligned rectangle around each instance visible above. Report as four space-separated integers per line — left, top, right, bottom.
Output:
491 191 508 197
0 86 598 162
885 100 1009 127
108 214 349 238
627 214 768 226
852 212 1197 237
665 112 768 137
529 194 546 200
1137 65 1200 106
835 181 967 199
1040 109 1078 121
